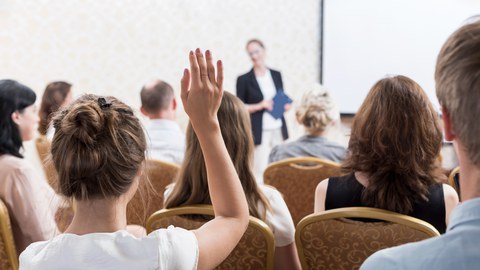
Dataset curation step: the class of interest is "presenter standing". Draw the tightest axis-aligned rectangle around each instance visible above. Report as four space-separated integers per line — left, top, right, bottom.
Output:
236 39 290 183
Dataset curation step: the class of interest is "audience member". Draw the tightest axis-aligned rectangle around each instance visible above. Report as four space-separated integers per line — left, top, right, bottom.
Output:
140 80 185 165
361 18 480 269
20 49 249 270
314 75 459 234
38 81 73 139
269 84 346 163
237 39 291 183
165 92 301 270
0 79 60 254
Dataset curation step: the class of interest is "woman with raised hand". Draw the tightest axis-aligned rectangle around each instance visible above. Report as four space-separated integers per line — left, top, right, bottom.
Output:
20 49 249 270
165 91 301 270
314 75 459 234
0 80 61 254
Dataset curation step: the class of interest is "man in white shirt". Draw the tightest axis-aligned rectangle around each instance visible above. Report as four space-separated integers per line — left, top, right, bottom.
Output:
361 18 480 270
140 80 185 165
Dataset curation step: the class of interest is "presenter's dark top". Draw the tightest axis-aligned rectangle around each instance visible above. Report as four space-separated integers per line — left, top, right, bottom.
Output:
236 68 288 145
326 173 446 233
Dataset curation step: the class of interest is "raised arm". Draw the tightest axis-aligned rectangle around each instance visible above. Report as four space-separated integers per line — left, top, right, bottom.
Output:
181 49 249 270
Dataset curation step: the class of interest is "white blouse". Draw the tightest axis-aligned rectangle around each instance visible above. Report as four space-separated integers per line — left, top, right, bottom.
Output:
19 227 198 270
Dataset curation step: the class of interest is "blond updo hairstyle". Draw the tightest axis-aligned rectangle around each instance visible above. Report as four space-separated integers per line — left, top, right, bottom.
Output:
51 94 146 200
295 84 339 134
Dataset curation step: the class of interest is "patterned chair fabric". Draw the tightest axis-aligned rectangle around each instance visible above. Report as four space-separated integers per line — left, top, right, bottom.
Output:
147 205 275 270
263 157 342 225
448 166 460 199
295 207 440 270
126 159 180 226
34 136 57 190
0 198 18 270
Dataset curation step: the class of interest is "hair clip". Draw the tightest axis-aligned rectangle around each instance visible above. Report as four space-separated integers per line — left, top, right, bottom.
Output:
98 97 111 109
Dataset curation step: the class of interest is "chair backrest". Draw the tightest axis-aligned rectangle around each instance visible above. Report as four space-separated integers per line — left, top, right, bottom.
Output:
147 205 275 270
0 198 18 270
34 136 57 189
263 157 342 225
448 166 460 198
126 159 180 226
295 207 440 270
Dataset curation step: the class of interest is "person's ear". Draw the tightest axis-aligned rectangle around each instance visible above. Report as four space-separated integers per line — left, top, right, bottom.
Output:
441 106 455 141
172 98 177 110
11 111 21 125
140 106 148 117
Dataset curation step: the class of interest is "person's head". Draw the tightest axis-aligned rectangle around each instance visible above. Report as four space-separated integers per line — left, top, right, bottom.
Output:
296 84 339 136
38 81 73 135
140 80 176 120
436 18 480 168
343 75 444 214
246 39 266 68
0 80 38 158
51 94 146 201
164 92 270 219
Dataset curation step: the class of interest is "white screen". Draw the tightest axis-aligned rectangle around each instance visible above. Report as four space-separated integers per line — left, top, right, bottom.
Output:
324 0 480 114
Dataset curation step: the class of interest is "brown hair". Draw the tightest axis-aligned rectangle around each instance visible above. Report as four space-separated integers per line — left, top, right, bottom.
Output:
436 17 480 166
164 92 271 219
246 39 265 50
343 75 445 214
51 94 146 200
140 80 174 114
38 81 72 135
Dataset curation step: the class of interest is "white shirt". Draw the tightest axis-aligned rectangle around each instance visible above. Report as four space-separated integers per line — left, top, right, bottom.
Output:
361 197 480 270
164 184 295 247
145 119 185 165
20 226 198 270
256 70 282 130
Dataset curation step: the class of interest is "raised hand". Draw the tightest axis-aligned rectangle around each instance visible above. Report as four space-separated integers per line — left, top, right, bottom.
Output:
180 48 224 130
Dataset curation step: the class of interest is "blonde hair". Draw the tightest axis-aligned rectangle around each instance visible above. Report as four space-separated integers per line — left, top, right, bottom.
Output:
295 84 339 134
164 92 271 219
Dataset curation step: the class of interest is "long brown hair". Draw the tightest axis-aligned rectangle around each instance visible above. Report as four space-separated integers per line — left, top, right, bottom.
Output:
164 92 271 219
343 75 445 214
51 94 146 200
38 81 72 135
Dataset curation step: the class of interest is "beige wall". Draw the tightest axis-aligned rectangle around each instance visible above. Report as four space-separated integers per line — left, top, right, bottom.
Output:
1 0 325 165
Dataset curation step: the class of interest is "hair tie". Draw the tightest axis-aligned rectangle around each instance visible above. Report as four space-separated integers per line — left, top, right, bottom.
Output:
98 97 111 109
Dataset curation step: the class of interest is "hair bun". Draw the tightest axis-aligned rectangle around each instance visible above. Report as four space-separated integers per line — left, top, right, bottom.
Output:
60 102 105 145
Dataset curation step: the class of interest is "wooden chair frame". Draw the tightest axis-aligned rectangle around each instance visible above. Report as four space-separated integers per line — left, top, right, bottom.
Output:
0 199 18 270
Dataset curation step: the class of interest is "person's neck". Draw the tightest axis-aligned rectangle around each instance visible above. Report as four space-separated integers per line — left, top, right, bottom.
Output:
455 141 480 202
149 110 176 121
253 65 267 76
306 130 326 137
65 197 127 235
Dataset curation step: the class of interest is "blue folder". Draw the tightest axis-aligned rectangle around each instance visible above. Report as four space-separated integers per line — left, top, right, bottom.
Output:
269 91 292 119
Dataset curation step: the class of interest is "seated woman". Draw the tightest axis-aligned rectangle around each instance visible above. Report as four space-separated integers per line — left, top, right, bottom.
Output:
314 75 459 234
38 81 73 139
165 92 301 270
20 49 250 270
269 84 346 163
0 80 61 254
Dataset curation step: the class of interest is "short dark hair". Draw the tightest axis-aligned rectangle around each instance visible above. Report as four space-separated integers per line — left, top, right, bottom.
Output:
0 79 36 158
140 80 174 114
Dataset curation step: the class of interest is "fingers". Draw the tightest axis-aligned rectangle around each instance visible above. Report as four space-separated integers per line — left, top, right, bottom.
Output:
180 68 190 105
196 48 209 83
216 60 224 93
189 50 200 86
206 50 216 85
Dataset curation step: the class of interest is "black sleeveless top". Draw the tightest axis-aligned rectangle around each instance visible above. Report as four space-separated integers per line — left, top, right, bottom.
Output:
326 173 446 233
